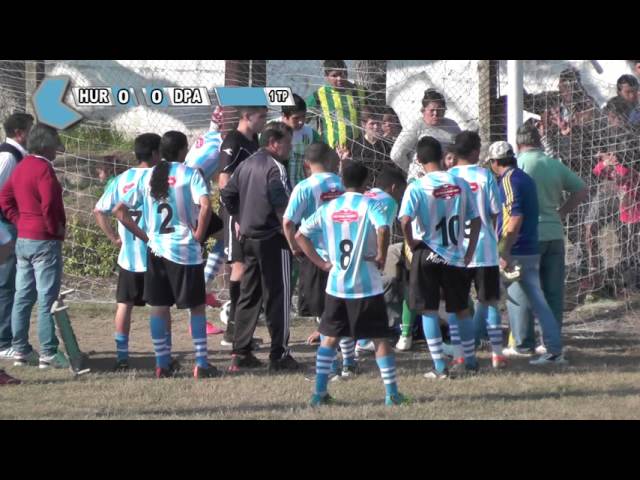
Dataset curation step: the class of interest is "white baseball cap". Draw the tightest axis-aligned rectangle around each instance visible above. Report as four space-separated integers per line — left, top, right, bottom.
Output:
487 141 515 160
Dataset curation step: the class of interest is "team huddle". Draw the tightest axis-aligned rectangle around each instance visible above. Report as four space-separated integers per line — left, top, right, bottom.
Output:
90 97 569 407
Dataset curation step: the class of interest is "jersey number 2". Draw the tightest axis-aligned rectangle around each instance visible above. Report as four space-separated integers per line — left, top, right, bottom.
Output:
158 203 175 234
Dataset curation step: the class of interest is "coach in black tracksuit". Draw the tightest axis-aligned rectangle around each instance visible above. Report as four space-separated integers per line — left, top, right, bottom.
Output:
221 122 301 372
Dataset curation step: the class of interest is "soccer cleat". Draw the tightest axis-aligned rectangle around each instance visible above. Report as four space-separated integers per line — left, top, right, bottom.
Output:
0 347 16 360
502 346 535 358
189 321 224 336
13 350 39 367
155 366 174 378
220 338 233 347
395 335 413 351
0 369 20 385
355 340 375 358
529 353 568 366
310 393 335 407
535 345 547 355
385 393 411 406
450 359 478 378
228 353 263 373
269 354 301 373
492 354 508 369
169 358 181 373
424 368 449 379
340 364 358 378
113 359 130 371
205 292 222 308
193 364 220 379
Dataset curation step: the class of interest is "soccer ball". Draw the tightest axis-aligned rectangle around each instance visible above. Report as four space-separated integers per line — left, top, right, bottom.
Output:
219 300 231 325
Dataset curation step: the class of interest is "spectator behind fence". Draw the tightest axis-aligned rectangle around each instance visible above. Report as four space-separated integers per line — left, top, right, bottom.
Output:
382 107 402 145
0 124 68 369
508 124 587 356
390 88 461 180
342 106 390 185
306 60 366 149
280 93 321 188
615 74 640 129
0 112 33 361
488 141 566 365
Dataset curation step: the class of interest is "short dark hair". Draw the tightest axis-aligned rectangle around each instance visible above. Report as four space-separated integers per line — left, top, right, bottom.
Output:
342 162 369 188
421 88 446 110
259 121 293 147
559 68 581 84
617 74 639 92
281 94 306 117
494 155 517 168
304 142 337 166
3 112 34 138
604 96 631 117
134 133 161 162
160 131 188 162
237 106 268 118
374 166 407 191
453 131 481 159
360 105 381 125
416 136 442 165
323 60 347 76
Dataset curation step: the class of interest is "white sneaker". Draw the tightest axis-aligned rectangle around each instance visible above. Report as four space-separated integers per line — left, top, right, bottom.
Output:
502 346 534 358
13 349 39 367
529 353 568 366
395 335 412 351
535 345 547 355
355 340 375 355
220 338 233 347
0 347 16 360
39 351 70 369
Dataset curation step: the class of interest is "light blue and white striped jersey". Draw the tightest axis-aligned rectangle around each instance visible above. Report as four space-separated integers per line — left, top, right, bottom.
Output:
398 170 478 267
365 188 398 227
283 172 344 259
0 222 10 245
185 130 222 181
300 192 387 299
126 162 209 266
95 167 150 272
448 164 500 267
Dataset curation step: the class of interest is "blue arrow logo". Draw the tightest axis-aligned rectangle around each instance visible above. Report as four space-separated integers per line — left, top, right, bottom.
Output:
32 76 83 130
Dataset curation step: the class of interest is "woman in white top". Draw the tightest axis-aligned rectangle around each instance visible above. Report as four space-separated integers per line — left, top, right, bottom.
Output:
390 89 461 180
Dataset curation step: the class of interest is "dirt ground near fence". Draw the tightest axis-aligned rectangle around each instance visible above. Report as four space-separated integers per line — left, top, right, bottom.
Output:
1 297 639 420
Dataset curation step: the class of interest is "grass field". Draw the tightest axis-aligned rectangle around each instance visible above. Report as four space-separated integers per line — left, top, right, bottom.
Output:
1 298 640 420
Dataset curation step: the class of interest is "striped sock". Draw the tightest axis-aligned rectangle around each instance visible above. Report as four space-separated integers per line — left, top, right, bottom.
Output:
315 346 337 396
486 306 503 355
376 355 399 397
320 335 339 374
457 315 478 368
473 302 488 344
422 314 447 373
401 300 414 337
150 316 170 369
204 242 225 285
114 333 128 362
447 313 463 360
190 315 208 368
340 338 356 367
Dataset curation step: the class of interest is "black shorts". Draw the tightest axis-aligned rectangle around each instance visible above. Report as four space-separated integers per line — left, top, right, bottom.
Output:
409 245 471 314
319 293 392 340
116 267 145 306
204 212 224 240
221 208 243 263
297 256 329 317
143 249 206 309
468 266 500 302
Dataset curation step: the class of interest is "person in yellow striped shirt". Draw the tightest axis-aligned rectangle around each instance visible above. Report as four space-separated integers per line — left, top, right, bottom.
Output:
306 60 366 149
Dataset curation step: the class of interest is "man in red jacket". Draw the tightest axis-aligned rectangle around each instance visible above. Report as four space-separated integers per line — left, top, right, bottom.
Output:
0 124 68 369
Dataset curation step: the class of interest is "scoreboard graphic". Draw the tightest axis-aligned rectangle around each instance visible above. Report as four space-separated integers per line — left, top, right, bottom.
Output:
32 76 295 130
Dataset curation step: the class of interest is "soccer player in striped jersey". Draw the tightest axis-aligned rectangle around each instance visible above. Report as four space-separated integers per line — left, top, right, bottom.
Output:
448 131 506 369
283 143 355 377
94 133 161 371
297 163 408 406
356 166 407 355
114 131 218 379
399 136 481 379
185 115 226 314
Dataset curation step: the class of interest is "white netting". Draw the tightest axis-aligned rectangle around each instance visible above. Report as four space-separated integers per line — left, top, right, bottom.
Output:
0 60 638 311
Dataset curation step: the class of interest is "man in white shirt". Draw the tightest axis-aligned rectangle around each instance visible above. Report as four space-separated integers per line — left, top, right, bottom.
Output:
0 113 33 360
